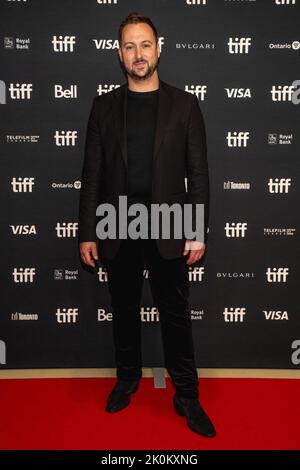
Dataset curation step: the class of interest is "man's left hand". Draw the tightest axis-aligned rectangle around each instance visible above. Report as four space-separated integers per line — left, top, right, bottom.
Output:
183 240 206 265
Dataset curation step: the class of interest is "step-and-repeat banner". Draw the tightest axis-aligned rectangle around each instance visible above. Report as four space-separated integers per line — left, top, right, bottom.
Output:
1 0 299 370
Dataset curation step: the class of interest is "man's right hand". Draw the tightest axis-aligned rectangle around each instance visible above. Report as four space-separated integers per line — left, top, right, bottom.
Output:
80 242 99 268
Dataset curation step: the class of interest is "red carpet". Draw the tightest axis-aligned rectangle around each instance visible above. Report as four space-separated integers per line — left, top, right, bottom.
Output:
0 377 299 450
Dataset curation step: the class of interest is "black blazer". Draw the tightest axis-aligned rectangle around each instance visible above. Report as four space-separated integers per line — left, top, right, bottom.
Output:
78 78 209 260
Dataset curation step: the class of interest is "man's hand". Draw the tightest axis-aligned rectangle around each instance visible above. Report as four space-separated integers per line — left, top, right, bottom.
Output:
183 240 206 266
80 241 99 268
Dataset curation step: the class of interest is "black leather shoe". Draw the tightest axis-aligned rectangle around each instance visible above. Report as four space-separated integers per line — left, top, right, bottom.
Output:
173 394 216 437
105 379 140 413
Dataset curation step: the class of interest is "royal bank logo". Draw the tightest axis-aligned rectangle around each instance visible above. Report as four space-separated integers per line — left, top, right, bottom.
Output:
291 340 300 366
97 84 120 95
54 85 77 99
4 37 30 49
52 36 76 52
224 222 247 238
226 131 250 147
271 85 295 101
56 308 79 323
266 267 289 282
55 222 78 238
224 181 251 190
268 178 291 193
268 133 293 145
11 177 35 192
225 88 252 99
191 309 204 320
228 37 251 54
54 131 77 146
185 85 207 101
223 307 246 322
263 310 289 320
0 340 6 365
12 267 36 283
10 225 37 235
54 269 78 280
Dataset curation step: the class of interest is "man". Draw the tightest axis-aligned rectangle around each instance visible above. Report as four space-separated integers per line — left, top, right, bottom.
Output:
78 12 216 438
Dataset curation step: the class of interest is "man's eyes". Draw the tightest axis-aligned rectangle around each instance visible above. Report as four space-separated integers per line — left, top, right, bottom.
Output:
125 44 150 50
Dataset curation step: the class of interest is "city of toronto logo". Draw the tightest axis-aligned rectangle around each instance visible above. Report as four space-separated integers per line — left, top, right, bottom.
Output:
95 196 205 241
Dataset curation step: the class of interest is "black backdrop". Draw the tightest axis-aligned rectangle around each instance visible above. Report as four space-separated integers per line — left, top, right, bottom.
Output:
1 0 300 370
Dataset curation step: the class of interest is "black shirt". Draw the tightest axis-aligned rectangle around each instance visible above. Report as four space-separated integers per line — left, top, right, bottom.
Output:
126 87 159 208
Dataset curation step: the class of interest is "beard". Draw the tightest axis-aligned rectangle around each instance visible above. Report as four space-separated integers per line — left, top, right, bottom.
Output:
124 57 159 81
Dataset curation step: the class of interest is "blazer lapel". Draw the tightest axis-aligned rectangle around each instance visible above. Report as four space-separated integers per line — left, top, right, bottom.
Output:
112 78 172 171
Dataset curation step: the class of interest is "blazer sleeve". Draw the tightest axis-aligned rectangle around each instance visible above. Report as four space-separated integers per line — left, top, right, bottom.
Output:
185 94 210 243
78 97 103 243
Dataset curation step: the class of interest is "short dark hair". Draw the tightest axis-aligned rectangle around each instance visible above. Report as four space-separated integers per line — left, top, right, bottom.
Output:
118 11 158 47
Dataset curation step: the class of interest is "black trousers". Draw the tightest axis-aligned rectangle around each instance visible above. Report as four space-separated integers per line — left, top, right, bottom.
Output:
103 237 199 399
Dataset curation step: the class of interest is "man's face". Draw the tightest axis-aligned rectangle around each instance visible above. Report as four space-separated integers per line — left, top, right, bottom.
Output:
118 23 160 81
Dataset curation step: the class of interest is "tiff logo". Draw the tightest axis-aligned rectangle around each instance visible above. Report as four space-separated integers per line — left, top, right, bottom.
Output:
223 307 246 322
275 0 296 4
228 37 251 54
52 36 76 52
55 222 78 238
224 222 247 237
266 268 289 283
11 177 34 192
97 0 118 3
54 131 77 146
9 83 32 99
185 85 207 101
97 84 120 95
271 85 295 101
268 178 291 193
188 266 205 282
226 131 250 147
186 0 207 4
12 267 36 283
291 340 300 365
56 308 78 323
0 340 6 365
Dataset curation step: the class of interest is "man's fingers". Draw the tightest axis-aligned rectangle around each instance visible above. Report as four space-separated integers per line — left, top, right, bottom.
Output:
81 248 95 267
91 246 99 261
